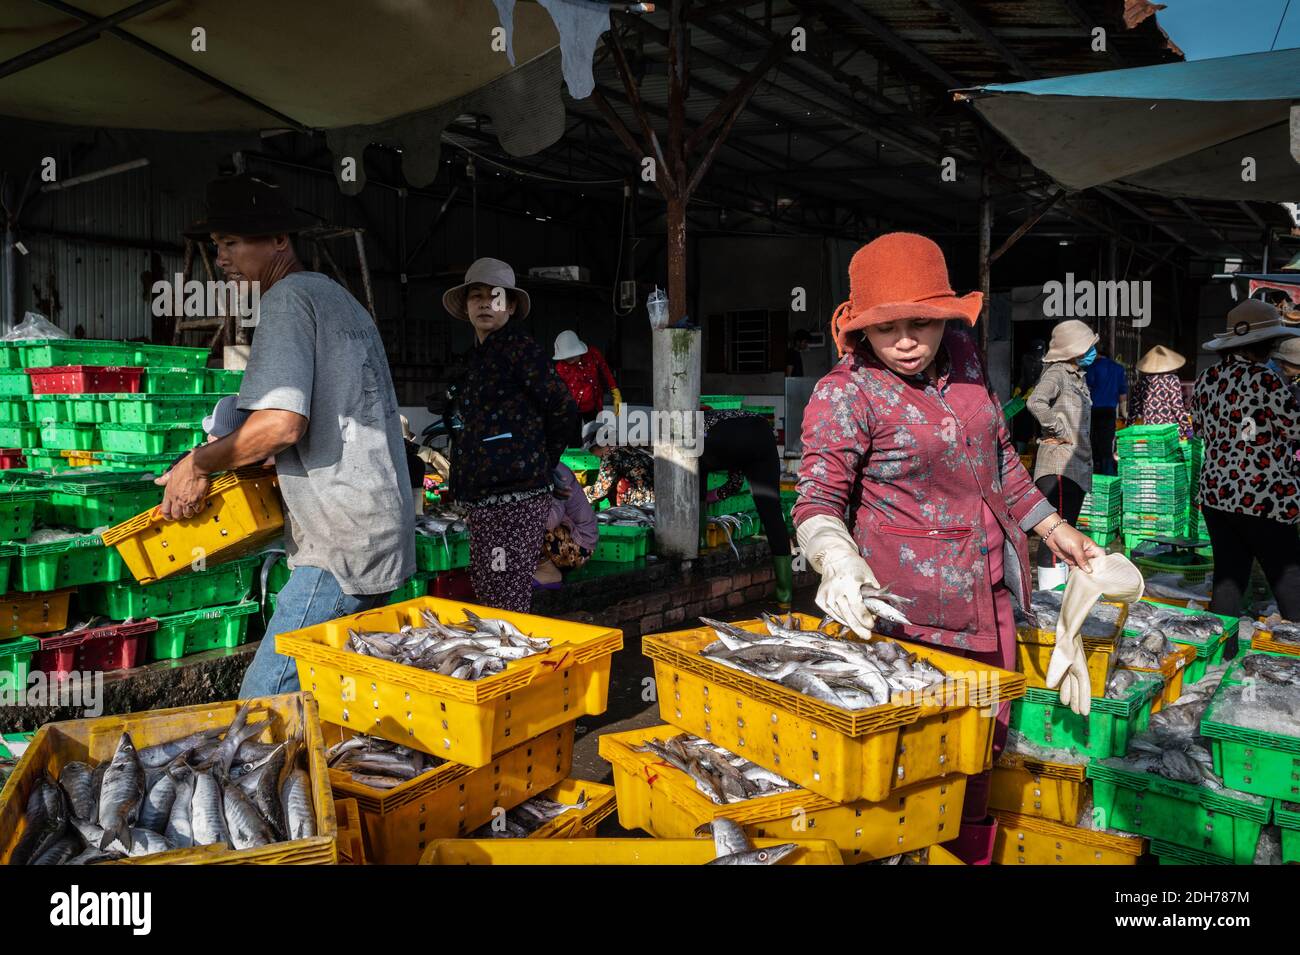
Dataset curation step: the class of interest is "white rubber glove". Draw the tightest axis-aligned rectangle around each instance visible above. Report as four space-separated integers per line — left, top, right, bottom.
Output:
796 514 880 638
1047 553 1146 717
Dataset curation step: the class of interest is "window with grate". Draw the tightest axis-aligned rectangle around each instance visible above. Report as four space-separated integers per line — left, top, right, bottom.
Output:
705 309 789 374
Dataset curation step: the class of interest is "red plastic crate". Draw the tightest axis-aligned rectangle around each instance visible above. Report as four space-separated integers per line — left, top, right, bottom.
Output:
34 618 158 679
27 366 143 395
0 449 24 469
429 567 475 600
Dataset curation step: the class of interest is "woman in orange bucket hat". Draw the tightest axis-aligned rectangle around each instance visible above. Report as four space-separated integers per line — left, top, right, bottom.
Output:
794 232 1104 864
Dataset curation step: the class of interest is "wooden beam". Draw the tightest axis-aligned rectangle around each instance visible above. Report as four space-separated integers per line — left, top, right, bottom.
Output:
1057 0 1128 67
0 0 174 80
922 0 1038 80
989 188 1064 263
685 24 796 157
1098 187 1211 257
603 33 679 198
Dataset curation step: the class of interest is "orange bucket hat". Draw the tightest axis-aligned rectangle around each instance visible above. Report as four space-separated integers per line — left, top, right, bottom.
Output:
831 233 982 356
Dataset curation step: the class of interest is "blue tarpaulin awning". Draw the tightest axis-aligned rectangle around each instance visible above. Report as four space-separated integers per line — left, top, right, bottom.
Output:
962 48 1300 201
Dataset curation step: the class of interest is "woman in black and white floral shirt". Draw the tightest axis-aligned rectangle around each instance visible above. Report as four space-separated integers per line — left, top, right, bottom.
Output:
1192 300 1300 652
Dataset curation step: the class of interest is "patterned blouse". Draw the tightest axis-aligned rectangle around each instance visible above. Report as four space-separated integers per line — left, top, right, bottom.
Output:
1131 372 1192 438
585 447 655 507
1191 353 1300 524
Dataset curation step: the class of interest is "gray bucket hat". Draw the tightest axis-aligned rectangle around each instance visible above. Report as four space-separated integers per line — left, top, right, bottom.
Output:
442 257 531 322
202 394 250 438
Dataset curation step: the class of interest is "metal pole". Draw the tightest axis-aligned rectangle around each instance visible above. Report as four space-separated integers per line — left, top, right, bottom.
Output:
0 0 175 80
2 220 15 335
978 167 991 355
38 157 150 193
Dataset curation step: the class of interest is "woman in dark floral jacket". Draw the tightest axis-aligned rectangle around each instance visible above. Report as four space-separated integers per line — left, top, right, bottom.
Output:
443 258 578 612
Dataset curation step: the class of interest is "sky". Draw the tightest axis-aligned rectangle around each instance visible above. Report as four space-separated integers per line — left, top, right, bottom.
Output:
1158 0 1300 59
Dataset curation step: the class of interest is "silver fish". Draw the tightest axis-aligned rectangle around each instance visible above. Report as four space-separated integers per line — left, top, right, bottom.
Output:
223 783 275 850
137 728 223 769
164 764 195 849
699 817 752 858
190 767 229 847
58 761 97 821
31 833 81 866
13 774 67 866
97 733 144 852
707 843 799 865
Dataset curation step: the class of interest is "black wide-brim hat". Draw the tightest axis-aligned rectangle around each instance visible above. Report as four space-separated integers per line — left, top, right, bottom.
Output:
184 173 316 239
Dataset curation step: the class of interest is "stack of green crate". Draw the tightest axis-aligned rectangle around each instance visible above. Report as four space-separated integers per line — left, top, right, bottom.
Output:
1077 475 1122 546
1180 438 1204 539
1118 425 1186 553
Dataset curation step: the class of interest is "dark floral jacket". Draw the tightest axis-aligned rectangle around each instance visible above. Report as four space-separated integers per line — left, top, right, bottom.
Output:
449 323 578 503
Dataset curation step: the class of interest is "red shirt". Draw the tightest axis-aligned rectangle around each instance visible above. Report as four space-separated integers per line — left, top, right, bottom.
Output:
555 347 618 414
794 326 1051 653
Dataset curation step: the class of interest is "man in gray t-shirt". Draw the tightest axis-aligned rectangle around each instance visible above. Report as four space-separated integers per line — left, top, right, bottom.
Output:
162 174 414 697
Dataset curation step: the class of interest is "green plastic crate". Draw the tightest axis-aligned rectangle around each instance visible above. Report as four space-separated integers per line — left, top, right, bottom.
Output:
0 373 31 397
699 394 743 409
148 600 259 661
1277 803 1300 865
593 524 649 562
108 393 220 424
80 553 262 618
18 450 76 473
142 367 207 395
1086 761 1272 864
0 343 23 371
206 369 244 394
1202 686 1300 802
130 343 210 369
386 572 432 605
415 531 471 572
20 339 132 368
1123 601 1235 684
1151 840 1233 865
65 394 111 424
99 422 204 455
84 451 178 472
0 488 44 541
39 422 97 451
26 395 70 424
0 636 39 694
1123 512 1187 536
42 473 164 530
744 404 775 417
0 543 13 594
707 491 756 517
0 398 30 423
1002 396 1026 422
561 449 601 472
1007 676 1163 759
13 534 127 590
0 422 41 448
1115 424 1182 460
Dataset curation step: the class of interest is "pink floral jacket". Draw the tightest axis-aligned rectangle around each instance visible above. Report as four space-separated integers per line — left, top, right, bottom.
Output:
793 326 1053 652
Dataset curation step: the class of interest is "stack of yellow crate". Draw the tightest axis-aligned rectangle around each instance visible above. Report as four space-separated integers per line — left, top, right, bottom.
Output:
276 596 622 863
599 612 1026 864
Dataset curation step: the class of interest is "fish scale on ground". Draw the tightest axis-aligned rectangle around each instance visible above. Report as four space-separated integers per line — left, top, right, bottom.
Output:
8 700 317 864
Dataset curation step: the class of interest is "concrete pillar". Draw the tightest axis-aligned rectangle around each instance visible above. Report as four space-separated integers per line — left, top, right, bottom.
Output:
652 327 700 560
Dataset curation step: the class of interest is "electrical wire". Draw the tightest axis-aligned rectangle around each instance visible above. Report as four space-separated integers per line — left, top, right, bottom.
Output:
1272 0 1293 50
611 184 635 316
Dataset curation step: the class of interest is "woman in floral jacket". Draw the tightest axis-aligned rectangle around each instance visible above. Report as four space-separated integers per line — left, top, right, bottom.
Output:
794 233 1102 863
443 258 578 612
1192 300 1300 650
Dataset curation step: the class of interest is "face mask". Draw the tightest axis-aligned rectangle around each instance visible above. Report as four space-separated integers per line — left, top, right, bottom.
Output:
1077 346 1098 368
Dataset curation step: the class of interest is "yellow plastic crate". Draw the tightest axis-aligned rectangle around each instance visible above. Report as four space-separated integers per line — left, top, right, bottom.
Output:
1252 620 1300 659
281 598 621 766
527 778 617 838
1015 604 1125 699
1119 643 1198 713
0 588 73 639
989 752 1088 825
325 722 575 864
0 693 336 865
335 797 366 865
927 844 966 864
642 614 1024 803
600 724 966 861
991 809 1145 865
419 836 843 865
103 467 284 584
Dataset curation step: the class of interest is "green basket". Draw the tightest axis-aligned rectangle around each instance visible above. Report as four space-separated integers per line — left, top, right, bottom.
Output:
593 524 649 562
1007 676 1163 759
0 636 40 694
65 394 112 424
707 491 757 517
1135 551 1214 585
699 394 743 410
1202 685 1300 802
13 534 127 590
18 450 77 473
99 422 204 455
1150 839 1233 865
1122 512 1187 536
84 451 179 472
148 600 259 661
1123 601 1235 684
108 394 220 424
0 398 30 423
26 395 70 424
80 553 262 618
0 488 45 541
1277 803 1300 865
560 449 601 472
744 404 775 417
414 531 471 572
386 572 432 604
130 344 210 369
20 339 132 368
0 543 13 594
38 422 97 451
1002 396 1027 422
0 422 41 448
1086 760 1272 864
141 367 207 395
0 373 32 397
206 369 244 394
0 343 23 371
42 473 164 530
1115 424 1182 460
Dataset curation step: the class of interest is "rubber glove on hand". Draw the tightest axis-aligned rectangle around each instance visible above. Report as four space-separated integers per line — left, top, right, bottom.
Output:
796 514 880 638
1046 553 1146 717
611 388 622 416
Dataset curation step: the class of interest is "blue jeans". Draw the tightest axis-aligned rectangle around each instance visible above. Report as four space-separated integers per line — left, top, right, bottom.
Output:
239 565 389 698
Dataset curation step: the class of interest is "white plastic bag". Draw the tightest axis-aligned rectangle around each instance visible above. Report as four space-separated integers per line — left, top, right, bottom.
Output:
3 311 68 341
